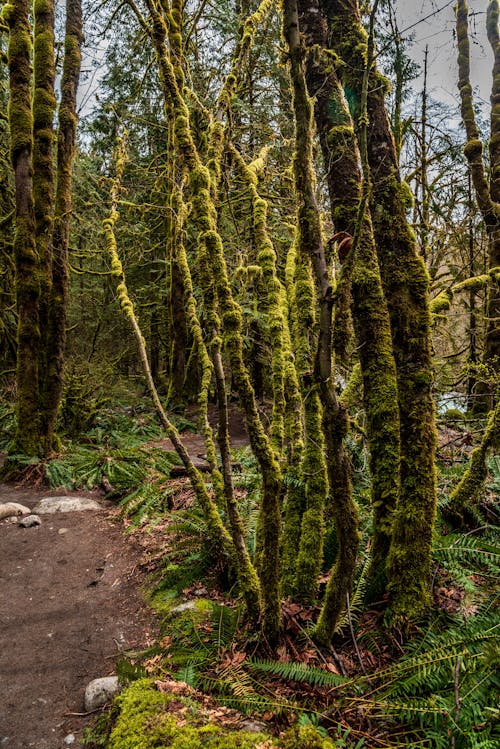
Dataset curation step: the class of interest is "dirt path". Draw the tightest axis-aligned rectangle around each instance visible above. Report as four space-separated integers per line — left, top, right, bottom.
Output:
0 484 155 749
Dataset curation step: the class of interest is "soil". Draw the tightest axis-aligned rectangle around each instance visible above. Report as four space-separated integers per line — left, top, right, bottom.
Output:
0 408 252 749
0 483 155 749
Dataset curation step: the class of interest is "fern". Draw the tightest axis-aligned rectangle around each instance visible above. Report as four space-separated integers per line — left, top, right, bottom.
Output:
248 658 347 688
360 604 500 748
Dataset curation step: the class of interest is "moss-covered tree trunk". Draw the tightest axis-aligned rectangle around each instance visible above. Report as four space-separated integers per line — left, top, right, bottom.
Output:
6 0 41 456
321 0 437 621
282 0 359 641
298 0 400 601
39 0 83 452
457 0 500 411
33 0 56 411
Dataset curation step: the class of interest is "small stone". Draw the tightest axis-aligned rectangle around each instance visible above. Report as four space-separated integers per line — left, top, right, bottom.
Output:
58 528 69 535
63 734 75 745
170 601 197 614
33 496 101 514
0 502 30 520
18 515 41 528
239 719 269 733
84 676 120 712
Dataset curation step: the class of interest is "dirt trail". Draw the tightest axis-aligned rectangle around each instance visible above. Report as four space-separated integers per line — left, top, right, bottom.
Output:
0 484 154 749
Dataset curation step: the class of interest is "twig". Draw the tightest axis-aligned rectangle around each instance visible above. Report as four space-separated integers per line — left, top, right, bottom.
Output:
451 656 461 749
63 707 104 716
347 591 367 676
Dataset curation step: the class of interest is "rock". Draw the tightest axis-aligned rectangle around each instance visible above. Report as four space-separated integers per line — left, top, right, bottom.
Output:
0 502 30 520
63 734 75 745
239 719 269 733
58 528 69 535
170 601 197 614
84 676 120 711
18 515 41 528
33 496 101 514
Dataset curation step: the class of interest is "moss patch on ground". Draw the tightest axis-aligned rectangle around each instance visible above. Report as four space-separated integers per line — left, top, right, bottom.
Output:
105 678 337 748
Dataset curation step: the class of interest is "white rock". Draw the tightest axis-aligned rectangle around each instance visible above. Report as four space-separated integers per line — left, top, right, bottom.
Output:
63 734 75 745
33 496 101 514
170 601 197 614
0 502 30 520
18 515 41 528
240 719 268 733
84 676 120 712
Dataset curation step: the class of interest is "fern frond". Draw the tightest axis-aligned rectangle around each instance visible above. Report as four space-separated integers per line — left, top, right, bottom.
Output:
248 658 347 688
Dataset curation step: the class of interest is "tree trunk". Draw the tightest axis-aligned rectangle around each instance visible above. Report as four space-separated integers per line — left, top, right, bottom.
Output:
33 0 56 412
40 0 83 452
298 0 400 601
321 0 437 621
282 0 359 639
6 0 41 456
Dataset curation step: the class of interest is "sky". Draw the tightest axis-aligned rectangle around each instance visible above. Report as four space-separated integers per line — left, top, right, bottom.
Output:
77 1 495 119
394 0 494 110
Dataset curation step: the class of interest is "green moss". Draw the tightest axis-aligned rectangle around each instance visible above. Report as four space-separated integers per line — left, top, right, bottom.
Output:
107 679 336 749
445 402 499 526
107 678 270 748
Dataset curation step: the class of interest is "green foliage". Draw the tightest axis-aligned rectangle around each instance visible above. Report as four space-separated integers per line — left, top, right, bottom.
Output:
248 659 347 689
45 442 179 507
365 607 500 747
0 399 15 450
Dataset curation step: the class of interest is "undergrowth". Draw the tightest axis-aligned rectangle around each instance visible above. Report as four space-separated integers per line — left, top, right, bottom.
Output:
2 396 498 748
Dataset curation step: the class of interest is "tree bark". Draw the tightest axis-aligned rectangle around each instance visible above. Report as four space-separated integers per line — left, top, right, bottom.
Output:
40 0 83 452
6 0 41 456
321 0 437 621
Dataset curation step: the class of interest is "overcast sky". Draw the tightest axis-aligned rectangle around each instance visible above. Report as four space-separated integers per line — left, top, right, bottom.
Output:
394 0 493 109
77 1 495 119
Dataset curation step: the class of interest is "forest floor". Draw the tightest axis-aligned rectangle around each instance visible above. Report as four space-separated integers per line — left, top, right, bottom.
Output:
0 481 156 749
0 411 251 749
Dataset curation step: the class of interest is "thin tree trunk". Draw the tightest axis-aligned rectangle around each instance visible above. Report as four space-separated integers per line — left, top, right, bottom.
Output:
40 0 83 452
33 0 56 411
457 0 500 411
6 0 41 456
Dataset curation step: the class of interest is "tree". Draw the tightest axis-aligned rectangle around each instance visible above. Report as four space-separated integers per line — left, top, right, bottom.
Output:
318 0 437 621
4 0 83 458
456 0 500 410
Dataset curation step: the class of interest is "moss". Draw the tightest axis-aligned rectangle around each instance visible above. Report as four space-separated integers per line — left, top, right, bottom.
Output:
445 402 499 527
430 289 453 315
280 726 337 749
107 679 335 749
